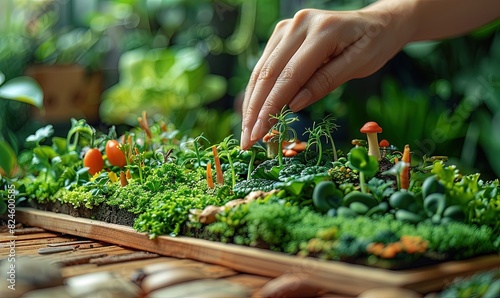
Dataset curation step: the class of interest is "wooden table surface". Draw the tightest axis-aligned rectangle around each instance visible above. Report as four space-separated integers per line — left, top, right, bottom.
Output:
0 224 351 298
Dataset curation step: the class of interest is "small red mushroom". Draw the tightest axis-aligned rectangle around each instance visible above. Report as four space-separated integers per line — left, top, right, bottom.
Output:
360 121 383 161
284 140 307 153
282 149 298 157
379 139 390 158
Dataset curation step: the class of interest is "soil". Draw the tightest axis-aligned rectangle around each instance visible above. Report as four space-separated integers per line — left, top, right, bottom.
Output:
28 200 136 227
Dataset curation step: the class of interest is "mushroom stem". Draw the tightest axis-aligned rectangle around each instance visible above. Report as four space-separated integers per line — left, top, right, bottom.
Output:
366 133 381 161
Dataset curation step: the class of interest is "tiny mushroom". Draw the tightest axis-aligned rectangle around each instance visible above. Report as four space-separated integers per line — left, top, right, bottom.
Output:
379 139 390 158
360 121 383 161
282 139 307 157
262 130 280 158
351 139 367 147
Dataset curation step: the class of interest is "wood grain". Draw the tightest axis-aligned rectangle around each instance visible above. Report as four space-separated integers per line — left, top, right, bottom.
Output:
15 207 500 296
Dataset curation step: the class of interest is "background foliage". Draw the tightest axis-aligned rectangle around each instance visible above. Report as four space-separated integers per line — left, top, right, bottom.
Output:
0 0 498 179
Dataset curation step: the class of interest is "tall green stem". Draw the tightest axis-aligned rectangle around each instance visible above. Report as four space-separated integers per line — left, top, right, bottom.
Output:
359 171 366 193
247 149 256 180
315 137 323 167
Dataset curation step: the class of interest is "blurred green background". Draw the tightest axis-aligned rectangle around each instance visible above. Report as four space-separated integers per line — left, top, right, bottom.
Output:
0 0 499 180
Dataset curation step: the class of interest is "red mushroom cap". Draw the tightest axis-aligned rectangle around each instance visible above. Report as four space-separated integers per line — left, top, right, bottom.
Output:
360 121 382 134
379 139 390 147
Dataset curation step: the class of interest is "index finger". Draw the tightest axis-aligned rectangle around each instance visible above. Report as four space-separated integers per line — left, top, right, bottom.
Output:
247 32 340 145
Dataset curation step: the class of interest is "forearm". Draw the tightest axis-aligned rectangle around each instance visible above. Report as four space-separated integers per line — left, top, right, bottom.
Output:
364 0 500 43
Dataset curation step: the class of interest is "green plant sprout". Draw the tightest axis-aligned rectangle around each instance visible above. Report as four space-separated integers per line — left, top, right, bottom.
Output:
347 146 379 193
268 106 299 168
217 135 239 188
304 115 339 166
318 114 340 161
247 143 266 180
382 161 410 191
132 149 145 185
182 134 210 169
66 119 94 152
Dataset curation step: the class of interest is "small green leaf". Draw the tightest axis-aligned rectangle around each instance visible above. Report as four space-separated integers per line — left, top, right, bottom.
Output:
33 146 58 161
348 147 379 177
0 141 17 177
382 161 409 177
52 137 68 154
0 76 43 109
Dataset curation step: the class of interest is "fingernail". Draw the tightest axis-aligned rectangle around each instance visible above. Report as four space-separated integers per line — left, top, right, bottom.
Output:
240 126 249 149
250 118 265 142
289 88 312 111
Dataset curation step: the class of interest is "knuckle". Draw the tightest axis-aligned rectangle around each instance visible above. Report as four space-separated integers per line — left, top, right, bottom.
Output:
293 9 316 21
280 65 296 80
277 65 301 87
258 65 276 81
275 19 290 31
314 68 336 94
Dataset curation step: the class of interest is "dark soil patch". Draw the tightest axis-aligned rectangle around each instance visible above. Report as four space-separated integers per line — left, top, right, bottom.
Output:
28 200 136 227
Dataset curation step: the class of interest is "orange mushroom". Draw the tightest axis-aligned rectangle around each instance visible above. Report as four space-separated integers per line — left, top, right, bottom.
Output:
360 121 383 161
379 139 390 158
284 140 307 153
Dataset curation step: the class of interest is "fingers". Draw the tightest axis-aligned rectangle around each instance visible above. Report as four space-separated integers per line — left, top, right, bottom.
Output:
239 9 394 150
289 34 383 112
248 37 340 144
241 20 306 149
242 20 289 115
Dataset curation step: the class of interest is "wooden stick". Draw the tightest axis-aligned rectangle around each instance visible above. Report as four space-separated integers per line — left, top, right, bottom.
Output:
13 227 46 235
48 240 93 247
75 242 106 249
89 252 159 266
38 246 75 255
52 253 108 267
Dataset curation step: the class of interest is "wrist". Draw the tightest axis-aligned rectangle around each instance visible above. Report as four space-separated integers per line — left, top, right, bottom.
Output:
361 0 419 47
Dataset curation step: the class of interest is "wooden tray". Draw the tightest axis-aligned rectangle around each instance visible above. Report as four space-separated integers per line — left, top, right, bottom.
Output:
16 207 500 296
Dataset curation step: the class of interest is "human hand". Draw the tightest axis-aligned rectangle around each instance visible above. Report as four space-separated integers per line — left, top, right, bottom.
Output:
240 8 408 150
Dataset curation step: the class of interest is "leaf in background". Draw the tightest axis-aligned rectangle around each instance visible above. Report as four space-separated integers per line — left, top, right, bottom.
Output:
0 72 5 85
0 200 6 215
33 146 58 162
403 41 441 59
52 137 68 155
0 76 44 109
26 125 54 145
0 141 17 177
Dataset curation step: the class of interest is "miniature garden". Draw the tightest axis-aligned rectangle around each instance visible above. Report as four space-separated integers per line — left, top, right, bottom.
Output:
1 106 498 272
0 0 499 296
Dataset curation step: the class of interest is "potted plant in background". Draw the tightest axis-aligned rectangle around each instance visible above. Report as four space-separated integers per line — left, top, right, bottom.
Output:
0 0 108 127
23 1 108 126
0 70 43 214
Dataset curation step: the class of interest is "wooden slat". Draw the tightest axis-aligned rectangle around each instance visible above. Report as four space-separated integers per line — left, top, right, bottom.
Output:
15 207 500 296
0 232 59 242
0 236 79 248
